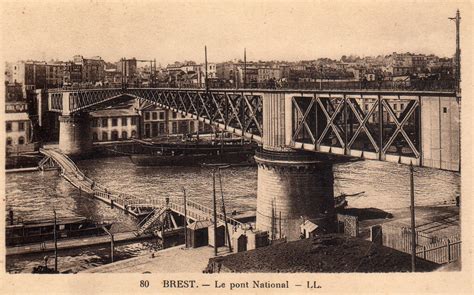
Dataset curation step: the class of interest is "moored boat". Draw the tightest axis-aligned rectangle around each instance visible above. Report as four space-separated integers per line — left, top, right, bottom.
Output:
129 137 257 166
6 216 112 246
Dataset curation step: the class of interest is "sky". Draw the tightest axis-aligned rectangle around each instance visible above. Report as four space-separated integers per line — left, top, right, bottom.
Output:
0 0 471 65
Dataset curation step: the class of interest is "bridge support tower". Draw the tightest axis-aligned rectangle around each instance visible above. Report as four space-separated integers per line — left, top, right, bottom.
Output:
255 93 335 241
58 113 92 157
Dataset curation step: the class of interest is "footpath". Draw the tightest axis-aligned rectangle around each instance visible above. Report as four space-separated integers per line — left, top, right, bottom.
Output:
82 245 231 273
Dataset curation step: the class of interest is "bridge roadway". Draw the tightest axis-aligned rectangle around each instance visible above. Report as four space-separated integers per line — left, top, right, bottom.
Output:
39 148 243 229
42 87 460 171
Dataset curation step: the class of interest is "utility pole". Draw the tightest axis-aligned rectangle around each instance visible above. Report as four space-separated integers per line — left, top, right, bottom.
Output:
202 163 230 256
410 163 416 272
212 168 218 256
449 10 461 92
243 48 247 88
183 187 188 249
205 46 209 91
218 167 232 252
53 210 58 272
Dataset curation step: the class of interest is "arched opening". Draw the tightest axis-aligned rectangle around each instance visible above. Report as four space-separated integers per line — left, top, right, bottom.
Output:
102 131 108 141
92 132 98 141
6 137 12 146
111 130 119 141
131 130 137 138
121 131 127 140
18 136 25 145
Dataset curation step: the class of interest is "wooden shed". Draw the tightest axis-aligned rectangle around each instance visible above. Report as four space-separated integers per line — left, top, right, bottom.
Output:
208 223 226 248
186 220 212 248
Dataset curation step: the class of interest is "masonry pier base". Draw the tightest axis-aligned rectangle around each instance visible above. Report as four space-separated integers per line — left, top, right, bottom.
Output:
58 114 92 157
255 149 336 241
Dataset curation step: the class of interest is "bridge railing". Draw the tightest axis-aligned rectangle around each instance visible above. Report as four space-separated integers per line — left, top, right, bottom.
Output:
47 78 456 93
40 148 244 227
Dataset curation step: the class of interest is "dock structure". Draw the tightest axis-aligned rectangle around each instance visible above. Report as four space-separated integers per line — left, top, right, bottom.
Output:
39 148 244 233
6 231 155 256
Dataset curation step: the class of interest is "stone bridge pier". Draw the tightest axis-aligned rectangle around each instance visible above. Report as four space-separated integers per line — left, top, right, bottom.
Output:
58 113 92 157
255 93 335 241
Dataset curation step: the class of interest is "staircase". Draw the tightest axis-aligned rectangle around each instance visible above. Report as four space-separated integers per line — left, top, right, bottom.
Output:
136 207 168 236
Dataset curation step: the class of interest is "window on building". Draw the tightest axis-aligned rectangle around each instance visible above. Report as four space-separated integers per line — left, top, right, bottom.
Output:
159 123 165 134
152 123 158 137
172 122 177 134
159 112 165 120
443 107 448 114
111 130 119 141
92 132 98 141
172 112 177 119
6 122 12 132
92 119 98 127
121 131 127 139
393 104 397 111
18 122 25 131
145 112 150 120
18 136 25 145
102 118 108 127
102 131 108 141
120 117 126 126
400 104 404 111
112 118 118 126
131 130 137 138
152 112 158 120
131 117 137 126
190 122 195 133
144 124 151 138
6 137 12 146
364 104 369 111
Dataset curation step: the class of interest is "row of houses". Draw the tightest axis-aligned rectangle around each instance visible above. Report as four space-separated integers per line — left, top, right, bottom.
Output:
4 77 215 155
5 51 455 92
89 103 212 143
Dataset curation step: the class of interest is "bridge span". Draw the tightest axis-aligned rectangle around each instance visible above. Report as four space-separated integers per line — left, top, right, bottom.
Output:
38 87 461 240
39 148 243 236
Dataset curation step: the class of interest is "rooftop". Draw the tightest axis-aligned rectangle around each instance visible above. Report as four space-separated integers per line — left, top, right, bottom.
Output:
207 234 440 273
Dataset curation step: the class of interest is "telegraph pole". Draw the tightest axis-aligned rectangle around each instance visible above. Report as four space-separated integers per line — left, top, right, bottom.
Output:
243 48 247 88
218 167 232 252
449 9 461 92
53 210 58 272
183 187 188 249
212 168 218 256
410 163 416 272
205 46 209 91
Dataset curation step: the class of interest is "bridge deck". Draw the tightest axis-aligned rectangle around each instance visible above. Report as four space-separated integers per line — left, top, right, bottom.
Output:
44 87 460 171
39 148 243 227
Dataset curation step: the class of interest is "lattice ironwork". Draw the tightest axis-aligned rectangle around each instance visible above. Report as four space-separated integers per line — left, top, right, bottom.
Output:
45 87 458 169
291 93 422 162
125 88 263 140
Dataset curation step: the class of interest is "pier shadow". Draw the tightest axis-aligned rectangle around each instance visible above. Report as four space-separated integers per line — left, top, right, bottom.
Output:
339 207 393 221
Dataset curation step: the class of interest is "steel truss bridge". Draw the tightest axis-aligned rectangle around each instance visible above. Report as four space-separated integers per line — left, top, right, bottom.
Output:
45 87 460 171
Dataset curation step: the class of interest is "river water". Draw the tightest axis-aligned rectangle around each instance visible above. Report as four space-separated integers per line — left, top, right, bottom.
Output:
5 156 460 273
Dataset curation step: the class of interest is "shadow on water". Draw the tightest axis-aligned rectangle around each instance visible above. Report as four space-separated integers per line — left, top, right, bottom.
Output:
341 207 394 221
